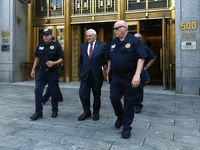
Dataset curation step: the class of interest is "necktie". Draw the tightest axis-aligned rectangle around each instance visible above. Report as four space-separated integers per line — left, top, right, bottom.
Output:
89 43 93 59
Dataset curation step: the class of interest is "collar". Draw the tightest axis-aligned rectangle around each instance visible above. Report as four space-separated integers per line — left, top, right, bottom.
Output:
90 40 96 46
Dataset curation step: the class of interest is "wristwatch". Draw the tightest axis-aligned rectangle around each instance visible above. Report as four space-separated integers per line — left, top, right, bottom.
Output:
145 65 149 69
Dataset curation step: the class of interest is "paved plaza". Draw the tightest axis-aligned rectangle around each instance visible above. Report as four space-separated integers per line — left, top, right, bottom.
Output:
0 81 199 150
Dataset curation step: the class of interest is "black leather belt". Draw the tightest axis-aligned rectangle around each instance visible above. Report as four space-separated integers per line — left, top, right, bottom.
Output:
112 71 135 79
39 66 57 72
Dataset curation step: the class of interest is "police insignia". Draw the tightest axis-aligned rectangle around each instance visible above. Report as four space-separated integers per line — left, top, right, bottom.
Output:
50 46 54 50
125 43 131 48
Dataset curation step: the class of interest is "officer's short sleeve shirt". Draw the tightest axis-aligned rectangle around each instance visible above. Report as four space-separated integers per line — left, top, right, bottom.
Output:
108 33 147 74
35 41 64 68
144 45 156 66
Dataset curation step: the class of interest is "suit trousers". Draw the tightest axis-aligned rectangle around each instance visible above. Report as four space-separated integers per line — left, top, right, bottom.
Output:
110 76 141 129
79 71 103 115
35 69 60 114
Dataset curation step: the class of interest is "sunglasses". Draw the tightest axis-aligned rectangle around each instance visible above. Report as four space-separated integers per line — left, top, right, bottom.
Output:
113 26 124 31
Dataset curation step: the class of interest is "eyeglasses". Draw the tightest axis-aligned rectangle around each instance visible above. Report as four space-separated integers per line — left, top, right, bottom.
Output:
86 35 94 38
113 26 123 31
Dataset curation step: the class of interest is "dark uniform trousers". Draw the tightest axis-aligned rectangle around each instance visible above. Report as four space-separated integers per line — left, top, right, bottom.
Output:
35 69 60 114
79 71 103 115
43 83 63 102
136 88 144 109
110 76 141 129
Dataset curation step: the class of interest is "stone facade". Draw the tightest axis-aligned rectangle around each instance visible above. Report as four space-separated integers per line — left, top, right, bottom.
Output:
0 0 28 82
175 0 200 95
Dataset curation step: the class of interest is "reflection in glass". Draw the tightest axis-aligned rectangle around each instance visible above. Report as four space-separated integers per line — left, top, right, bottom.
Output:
73 0 116 14
127 0 146 10
35 0 47 17
128 25 137 36
50 0 63 16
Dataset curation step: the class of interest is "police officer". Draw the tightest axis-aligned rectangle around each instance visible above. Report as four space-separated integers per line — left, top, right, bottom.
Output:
42 36 63 104
30 29 64 120
107 20 147 139
134 33 156 114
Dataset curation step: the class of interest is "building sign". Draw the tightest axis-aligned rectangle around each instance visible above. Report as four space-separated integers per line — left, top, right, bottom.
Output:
181 22 197 30
181 41 196 50
2 31 10 44
1 31 10 51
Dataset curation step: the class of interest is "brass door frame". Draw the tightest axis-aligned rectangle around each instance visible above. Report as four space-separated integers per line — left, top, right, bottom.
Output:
162 16 167 89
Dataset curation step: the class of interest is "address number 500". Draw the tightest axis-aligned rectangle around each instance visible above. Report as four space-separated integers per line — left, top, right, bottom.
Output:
181 22 196 30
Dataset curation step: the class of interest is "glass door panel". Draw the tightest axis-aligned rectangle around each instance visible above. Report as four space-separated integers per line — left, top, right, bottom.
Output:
127 21 139 35
35 0 48 17
56 26 65 79
50 0 64 16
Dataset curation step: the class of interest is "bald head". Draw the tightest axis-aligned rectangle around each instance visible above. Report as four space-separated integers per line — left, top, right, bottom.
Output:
134 33 142 41
114 20 128 40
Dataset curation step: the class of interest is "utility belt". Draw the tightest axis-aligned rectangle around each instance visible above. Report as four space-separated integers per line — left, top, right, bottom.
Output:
39 66 58 72
112 71 135 79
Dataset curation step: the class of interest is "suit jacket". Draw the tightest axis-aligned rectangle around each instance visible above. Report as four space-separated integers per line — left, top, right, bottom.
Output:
78 40 108 81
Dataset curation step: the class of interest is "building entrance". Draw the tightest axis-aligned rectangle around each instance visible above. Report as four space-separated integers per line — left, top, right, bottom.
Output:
140 19 169 88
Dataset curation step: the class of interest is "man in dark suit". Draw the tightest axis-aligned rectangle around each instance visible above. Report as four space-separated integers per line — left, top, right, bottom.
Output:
78 29 108 121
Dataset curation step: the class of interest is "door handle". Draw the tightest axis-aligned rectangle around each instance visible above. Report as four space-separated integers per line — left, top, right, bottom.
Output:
160 48 162 70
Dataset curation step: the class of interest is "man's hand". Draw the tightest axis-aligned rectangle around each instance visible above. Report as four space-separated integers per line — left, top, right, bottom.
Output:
46 61 54 68
131 74 140 87
31 70 35 79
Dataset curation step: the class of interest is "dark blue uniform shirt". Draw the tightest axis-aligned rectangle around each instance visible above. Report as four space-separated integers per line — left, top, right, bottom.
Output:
143 45 156 66
108 33 147 74
35 41 64 68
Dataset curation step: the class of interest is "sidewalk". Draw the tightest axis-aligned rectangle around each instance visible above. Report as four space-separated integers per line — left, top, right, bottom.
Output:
0 81 199 150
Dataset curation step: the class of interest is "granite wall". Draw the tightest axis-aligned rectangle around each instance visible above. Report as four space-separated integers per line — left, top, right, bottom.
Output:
0 0 28 82
175 0 200 95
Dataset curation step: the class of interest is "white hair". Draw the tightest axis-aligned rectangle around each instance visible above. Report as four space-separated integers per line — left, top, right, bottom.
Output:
86 29 97 35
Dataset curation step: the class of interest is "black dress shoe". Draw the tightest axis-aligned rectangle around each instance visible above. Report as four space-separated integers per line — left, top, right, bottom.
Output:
78 113 91 121
51 112 58 118
135 107 142 114
93 113 99 121
115 117 122 128
30 113 43 121
122 128 131 139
